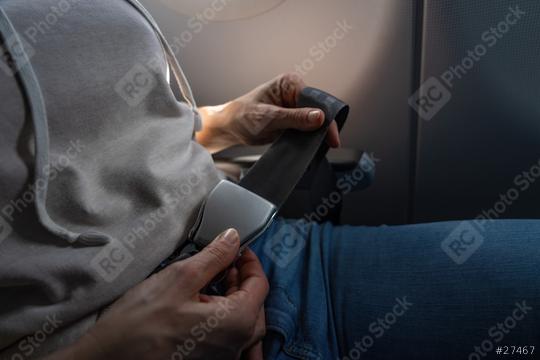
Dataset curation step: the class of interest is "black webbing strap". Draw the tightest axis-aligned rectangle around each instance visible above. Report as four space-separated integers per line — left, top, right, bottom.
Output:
239 87 349 209
153 87 349 273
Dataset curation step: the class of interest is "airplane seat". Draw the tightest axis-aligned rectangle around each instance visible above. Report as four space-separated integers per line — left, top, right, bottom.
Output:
213 146 376 223
140 0 414 226
414 0 540 222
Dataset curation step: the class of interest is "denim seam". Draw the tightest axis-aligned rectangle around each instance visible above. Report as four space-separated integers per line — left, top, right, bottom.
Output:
266 286 322 359
321 224 344 358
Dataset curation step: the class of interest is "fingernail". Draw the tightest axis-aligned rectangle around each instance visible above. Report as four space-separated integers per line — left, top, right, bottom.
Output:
308 110 322 123
221 228 239 245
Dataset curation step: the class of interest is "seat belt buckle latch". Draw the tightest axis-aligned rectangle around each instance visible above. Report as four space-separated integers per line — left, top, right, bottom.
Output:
188 180 277 251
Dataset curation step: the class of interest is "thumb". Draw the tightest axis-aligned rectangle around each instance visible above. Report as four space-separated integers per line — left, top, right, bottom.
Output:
183 228 240 290
262 104 325 132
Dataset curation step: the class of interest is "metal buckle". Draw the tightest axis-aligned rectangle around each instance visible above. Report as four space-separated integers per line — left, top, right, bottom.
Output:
188 180 277 251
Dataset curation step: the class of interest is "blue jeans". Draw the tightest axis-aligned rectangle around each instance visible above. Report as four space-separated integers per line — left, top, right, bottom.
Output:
250 218 540 360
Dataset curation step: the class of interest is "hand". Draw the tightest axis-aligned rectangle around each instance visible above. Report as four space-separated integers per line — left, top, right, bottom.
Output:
50 229 268 360
197 73 341 153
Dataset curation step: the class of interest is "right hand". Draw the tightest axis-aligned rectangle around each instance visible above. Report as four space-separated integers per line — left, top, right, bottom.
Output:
197 73 341 153
64 229 269 360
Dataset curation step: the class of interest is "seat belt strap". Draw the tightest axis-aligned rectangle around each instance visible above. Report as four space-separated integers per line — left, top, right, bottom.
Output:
122 0 352 258
162 87 350 265
239 87 349 209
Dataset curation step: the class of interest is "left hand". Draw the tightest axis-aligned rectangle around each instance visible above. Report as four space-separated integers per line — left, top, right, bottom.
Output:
196 73 341 153
47 229 268 360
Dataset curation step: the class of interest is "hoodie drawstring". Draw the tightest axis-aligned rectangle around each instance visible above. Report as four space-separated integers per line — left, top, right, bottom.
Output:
0 6 110 246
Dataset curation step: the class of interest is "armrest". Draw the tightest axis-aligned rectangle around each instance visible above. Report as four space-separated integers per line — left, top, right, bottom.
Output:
213 146 375 224
213 145 375 223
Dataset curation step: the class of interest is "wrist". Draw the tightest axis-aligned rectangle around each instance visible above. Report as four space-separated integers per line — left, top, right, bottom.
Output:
197 102 242 153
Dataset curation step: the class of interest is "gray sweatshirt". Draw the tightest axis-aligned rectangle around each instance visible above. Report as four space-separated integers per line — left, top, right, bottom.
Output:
0 0 219 357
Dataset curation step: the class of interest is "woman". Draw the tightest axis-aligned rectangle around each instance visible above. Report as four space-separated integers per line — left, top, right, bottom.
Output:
0 1 538 359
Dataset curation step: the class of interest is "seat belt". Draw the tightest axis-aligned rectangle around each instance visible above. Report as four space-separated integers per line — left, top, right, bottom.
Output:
122 0 353 265
240 87 349 210
160 87 350 267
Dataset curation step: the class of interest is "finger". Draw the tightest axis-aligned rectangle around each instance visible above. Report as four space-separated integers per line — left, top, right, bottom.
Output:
277 73 306 107
181 228 240 291
242 342 264 360
262 73 306 107
196 265 240 303
251 307 266 347
261 104 325 132
227 249 269 315
242 306 266 359
325 120 341 148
